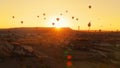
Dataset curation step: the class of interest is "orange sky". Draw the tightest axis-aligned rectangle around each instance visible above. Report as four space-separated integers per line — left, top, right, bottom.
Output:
0 0 120 31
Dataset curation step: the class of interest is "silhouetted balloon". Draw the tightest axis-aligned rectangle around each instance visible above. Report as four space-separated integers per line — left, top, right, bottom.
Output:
56 18 60 21
43 13 46 16
72 16 74 19
89 5 92 9
12 16 15 18
76 18 78 21
88 22 91 29
52 23 55 26
37 16 39 18
66 10 68 13
21 21 23 24
43 18 46 20
60 13 63 16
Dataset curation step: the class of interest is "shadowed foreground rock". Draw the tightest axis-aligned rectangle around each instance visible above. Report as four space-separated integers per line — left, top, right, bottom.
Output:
0 42 35 57
0 42 56 68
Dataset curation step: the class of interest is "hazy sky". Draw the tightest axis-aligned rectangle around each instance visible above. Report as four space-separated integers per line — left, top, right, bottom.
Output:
0 0 120 30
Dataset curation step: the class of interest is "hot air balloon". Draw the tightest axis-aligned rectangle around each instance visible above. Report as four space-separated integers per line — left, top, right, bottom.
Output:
72 16 74 19
88 22 91 27
76 18 78 21
21 21 23 24
52 23 55 26
89 5 92 9
56 18 60 22
43 13 46 16
60 13 63 16
66 10 68 13
88 22 91 30
12 16 15 18
43 18 46 20
37 16 39 18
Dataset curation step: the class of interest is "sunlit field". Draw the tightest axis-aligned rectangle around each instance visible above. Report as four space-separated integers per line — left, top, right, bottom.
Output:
0 27 120 68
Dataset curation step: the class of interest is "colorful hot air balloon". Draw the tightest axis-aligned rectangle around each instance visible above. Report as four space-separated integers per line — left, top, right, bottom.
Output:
56 18 60 21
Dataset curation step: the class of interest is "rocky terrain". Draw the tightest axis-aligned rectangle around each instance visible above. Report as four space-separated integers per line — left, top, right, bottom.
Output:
0 27 120 68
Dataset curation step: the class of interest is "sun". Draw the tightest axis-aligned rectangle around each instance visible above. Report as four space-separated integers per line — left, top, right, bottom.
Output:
48 16 69 28
55 21 66 28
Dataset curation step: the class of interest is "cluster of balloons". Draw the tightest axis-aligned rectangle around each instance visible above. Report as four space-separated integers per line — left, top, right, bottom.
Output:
71 16 79 21
52 10 68 26
43 13 46 20
12 12 48 24
37 13 46 20
88 5 92 30
51 18 60 26
12 16 24 24
11 5 92 28
72 16 79 21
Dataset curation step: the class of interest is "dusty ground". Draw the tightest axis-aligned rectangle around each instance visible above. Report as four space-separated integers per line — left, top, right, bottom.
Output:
0 27 120 68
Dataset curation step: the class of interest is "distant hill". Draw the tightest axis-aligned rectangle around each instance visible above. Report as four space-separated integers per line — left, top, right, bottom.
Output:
11 27 72 30
0 27 73 33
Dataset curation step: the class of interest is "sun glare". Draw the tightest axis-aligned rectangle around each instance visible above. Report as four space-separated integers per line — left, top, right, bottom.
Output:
48 16 69 28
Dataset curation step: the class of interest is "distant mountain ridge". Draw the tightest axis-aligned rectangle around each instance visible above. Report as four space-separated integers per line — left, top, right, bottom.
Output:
0 27 72 30
0 27 73 34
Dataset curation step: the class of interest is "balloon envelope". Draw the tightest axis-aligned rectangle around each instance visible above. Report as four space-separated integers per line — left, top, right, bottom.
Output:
66 10 68 13
56 18 60 21
88 22 91 27
60 13 63 16
72 16 74 19
12 16 15 18
44 18 46 20
89 5 92 9
43 13 46 16
52 23 55 26
37 16 39 18
21 21 23 24
76 18 78 21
